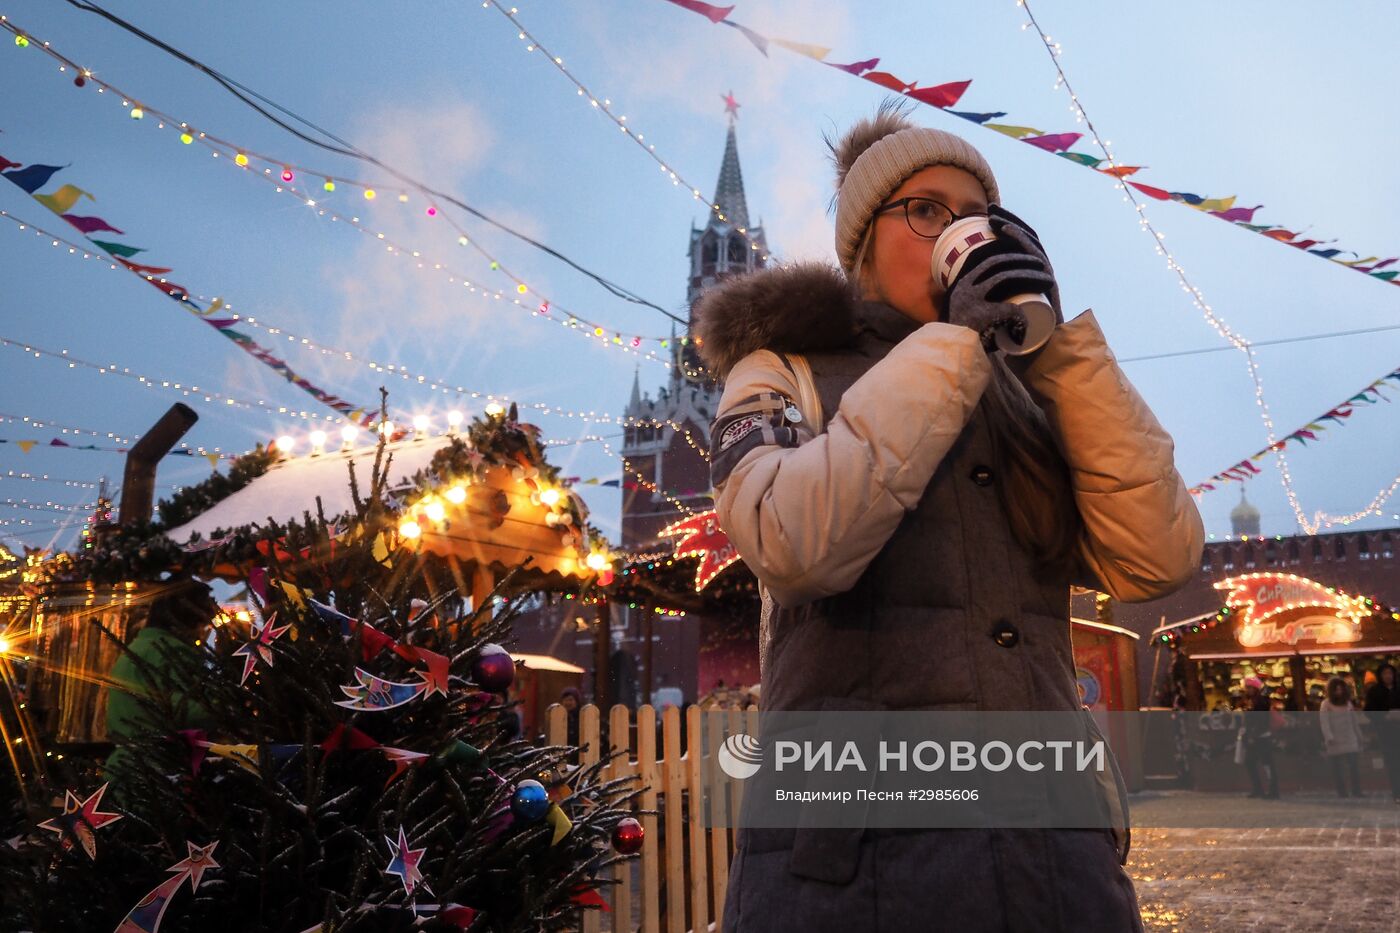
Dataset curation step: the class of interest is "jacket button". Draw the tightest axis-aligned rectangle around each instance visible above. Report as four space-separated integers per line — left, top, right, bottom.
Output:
970 465 994 486
991 621 1020 648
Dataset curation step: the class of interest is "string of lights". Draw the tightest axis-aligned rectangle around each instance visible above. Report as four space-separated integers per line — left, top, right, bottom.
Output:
0 206 715 458
0 334 345 430
0 412 135 446
598 438 701 519
0 498 96 515
0 471 103 491
222 162 691 368
484 1 771 262
11 7 685 326
1311 470 1400 530
1014 0 1395 535
0 17 712 383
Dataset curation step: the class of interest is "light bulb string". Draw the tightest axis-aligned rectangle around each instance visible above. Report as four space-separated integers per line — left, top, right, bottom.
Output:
1018 0 1319 532
0 334 344 429
0 207 715 457
10 7 686 328
484 1 772 262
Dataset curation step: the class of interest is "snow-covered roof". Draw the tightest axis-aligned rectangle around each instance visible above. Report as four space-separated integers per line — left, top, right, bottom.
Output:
166 437 447 542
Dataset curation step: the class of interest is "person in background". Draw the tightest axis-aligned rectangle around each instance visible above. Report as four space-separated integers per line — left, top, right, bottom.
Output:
104 577 219 799
559 686 582 749
1320 675 1363 797
1241 676 1279 799
1363 662 1400 803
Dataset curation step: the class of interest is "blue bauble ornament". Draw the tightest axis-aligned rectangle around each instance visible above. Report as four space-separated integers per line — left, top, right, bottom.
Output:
472 643 515 692
511 779 550 821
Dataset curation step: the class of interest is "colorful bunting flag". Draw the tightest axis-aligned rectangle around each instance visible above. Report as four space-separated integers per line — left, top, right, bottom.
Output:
1 163 64 193
1128 182 1172 200
0 150 380 425
61 213 124 235
721 19 768 55
985 123 1044 139
862 70 913 92
948 110 1007 124
772 38 830 60
663 0 733 23
654 0 1399 289
1021 132 1082 153
91 239 144 258
1211 204 1264 223
905 80 972 108
827 56 879 75
33 184 93 215
1189 366 1400 496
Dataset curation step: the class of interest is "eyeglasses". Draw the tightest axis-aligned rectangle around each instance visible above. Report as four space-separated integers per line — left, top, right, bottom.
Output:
872 197 987 240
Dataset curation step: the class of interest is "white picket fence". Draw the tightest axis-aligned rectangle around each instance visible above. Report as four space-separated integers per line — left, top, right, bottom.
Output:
544 703 759 933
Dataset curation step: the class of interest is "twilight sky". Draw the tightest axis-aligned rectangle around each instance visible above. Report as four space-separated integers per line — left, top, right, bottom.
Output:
1 0 1396 555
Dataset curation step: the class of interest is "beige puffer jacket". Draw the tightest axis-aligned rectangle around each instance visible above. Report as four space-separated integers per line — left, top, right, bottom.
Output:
699 263 1204 610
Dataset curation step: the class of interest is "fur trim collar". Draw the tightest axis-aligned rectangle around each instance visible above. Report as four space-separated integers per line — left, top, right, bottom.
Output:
693 262 859 378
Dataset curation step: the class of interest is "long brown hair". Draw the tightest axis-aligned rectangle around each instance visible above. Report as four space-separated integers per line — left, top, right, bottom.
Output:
980 357 1084 579
855 226 1084 579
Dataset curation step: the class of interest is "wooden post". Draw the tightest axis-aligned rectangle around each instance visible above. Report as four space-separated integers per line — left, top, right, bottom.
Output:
608 703 634 933
636 704 661 933
685 705 709 933
593 597 611 712
661 706 686 933
579 704 602 933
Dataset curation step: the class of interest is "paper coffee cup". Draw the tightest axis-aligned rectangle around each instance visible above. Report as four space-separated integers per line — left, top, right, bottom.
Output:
931 215 1056 356
931 215 997 292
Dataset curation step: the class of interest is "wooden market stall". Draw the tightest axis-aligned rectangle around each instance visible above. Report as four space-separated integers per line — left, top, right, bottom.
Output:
27 426 612 746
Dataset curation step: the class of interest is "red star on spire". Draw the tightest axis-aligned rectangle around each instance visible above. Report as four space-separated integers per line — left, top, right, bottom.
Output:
722 90 741 121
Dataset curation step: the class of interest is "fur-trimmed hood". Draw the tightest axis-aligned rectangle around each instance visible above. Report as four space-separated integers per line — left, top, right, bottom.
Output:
693 262 860 378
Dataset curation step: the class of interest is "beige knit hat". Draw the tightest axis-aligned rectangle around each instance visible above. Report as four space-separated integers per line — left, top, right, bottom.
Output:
832 105 1000 276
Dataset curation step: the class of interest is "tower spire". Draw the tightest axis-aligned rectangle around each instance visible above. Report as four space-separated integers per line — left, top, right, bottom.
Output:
714 92 750 230
628 365 642 412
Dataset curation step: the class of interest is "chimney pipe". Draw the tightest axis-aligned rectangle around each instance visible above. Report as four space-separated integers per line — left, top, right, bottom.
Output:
120 403 199 527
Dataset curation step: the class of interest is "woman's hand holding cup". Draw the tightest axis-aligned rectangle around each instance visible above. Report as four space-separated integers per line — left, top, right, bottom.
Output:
940 205 1063 354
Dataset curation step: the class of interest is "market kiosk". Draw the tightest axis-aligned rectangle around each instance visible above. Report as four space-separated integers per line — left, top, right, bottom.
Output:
1151 572 1399 792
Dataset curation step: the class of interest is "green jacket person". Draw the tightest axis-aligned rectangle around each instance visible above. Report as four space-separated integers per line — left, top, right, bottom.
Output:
104 578 219 798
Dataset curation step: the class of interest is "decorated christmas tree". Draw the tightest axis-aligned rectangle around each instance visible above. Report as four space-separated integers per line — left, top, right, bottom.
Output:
1 403 644 931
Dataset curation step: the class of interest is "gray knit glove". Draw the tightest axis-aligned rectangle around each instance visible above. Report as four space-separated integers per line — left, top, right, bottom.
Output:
945 205 1063 350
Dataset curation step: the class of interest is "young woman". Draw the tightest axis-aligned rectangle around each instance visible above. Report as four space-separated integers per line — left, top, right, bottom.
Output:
697 104 1204 931
1320 675 1363 797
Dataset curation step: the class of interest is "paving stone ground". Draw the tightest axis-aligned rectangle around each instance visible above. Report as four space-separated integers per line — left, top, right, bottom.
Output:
1127 792 1400 932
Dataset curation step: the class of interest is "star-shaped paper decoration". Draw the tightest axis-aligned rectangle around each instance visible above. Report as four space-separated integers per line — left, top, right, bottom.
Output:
412 648 452 698
233 611 290 685
722 90 741 120
381 746 431 788
168 840 221 891
38 782 123 860
383 825 428 896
